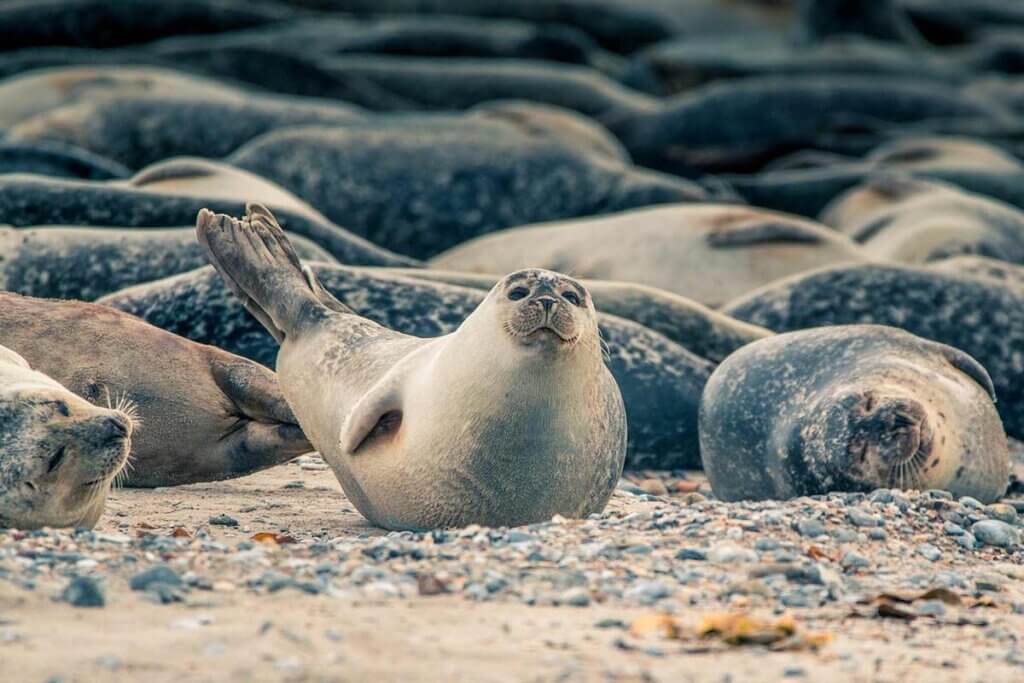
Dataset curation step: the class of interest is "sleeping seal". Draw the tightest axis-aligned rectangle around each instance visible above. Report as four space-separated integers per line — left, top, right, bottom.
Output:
429 204 869 306
0 293 312 488
722 263 1024 440
196 204 628 529
0 344 132 529
700 325 1009 502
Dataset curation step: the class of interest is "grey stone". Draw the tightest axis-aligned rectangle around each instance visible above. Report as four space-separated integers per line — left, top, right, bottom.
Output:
971 520 1021 548
61 576 104 608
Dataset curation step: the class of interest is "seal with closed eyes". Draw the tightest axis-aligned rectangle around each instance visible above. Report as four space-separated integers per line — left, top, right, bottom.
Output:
699 325 1009 503
0 344 132 529
196 203 627 530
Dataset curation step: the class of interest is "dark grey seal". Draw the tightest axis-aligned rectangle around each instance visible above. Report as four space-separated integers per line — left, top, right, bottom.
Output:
0 172 412 266
722 263 1024 440
700 325 1008 503
0 225 333 301
0 140 130 180
228 122 716 258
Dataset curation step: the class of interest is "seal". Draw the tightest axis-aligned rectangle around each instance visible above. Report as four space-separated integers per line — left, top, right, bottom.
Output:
100 261 713 470
195 203 628 530
0 292 312 488
365 267 772 362
821 176 1024 264
0 140 130 180
0 65 246 129
227 119 712 258
722 262 1024 440
0 343 132 529
613 75 1009 176
7 95 626 171
0 169 413 266
700 325 1009 502
429 204 869 306
0 224 334 301
929 255 1024 290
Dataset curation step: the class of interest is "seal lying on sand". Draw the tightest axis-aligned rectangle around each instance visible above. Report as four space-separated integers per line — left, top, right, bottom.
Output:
196 204 627 530
429 204 869 306
0 344 132 529
700 325 1009 502
722 263 1024 440
100 263 713 470
0 293 311 488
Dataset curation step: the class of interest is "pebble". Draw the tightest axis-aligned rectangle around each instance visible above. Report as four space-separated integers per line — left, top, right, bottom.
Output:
971 520 1021 548
956 533 978 550
624 580 672 605
840 551 870 570
707 545 758 564
795 518 826 538
559 588 591 607
984 504 1019 525
209 515 239 527
848 509 882 527
130 566 182 591
916 544 942 562
943 522 966 536
675 548 707 561
61 576 105 608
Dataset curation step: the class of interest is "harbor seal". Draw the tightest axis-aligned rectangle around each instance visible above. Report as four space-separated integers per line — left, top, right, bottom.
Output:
196 204 628 529
722 263 1024 440
429 204 869 306
0 170 412 266
0 224 334 301
700 325 1009 502
822 176 1024 264
0 343 132 529
100 262 710 470
0 292 312 488
227 121 712 258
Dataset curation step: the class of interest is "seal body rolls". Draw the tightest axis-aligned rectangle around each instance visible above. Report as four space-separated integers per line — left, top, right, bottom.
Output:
0 344 132 529
0 293 312 488
700 325 1009 503
196 204 628 530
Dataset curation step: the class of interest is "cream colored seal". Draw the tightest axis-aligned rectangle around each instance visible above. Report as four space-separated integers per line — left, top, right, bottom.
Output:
197 203 627 530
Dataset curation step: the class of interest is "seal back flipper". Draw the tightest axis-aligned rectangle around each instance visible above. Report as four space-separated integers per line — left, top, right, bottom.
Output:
196 203 350 342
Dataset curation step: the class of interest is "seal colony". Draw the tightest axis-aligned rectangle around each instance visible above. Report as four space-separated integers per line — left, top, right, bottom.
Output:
195 204 627 529
0 0 1022 534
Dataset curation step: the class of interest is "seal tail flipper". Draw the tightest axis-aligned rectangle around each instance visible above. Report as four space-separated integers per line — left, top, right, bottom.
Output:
196 203 351 342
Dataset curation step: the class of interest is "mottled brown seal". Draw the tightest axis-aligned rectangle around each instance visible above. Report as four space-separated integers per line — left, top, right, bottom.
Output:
196 203 627 530
0 292 311 488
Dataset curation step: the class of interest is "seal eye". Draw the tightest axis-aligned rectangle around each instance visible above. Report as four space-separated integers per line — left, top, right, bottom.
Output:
562 291 581 306
508 287 529 301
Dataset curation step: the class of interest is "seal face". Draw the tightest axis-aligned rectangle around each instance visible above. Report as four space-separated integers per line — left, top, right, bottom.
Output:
196 204 628 530
699 325 1009 503
0 345 132 529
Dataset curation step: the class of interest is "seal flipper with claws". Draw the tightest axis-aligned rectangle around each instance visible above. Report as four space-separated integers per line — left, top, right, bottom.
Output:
196 204 627 531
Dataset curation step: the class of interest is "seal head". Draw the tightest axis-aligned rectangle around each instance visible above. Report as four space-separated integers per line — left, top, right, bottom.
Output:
0 348 133 529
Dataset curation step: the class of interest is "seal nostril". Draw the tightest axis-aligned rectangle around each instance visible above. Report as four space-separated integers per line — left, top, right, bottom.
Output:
104 415 129 440
535 296 557 313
